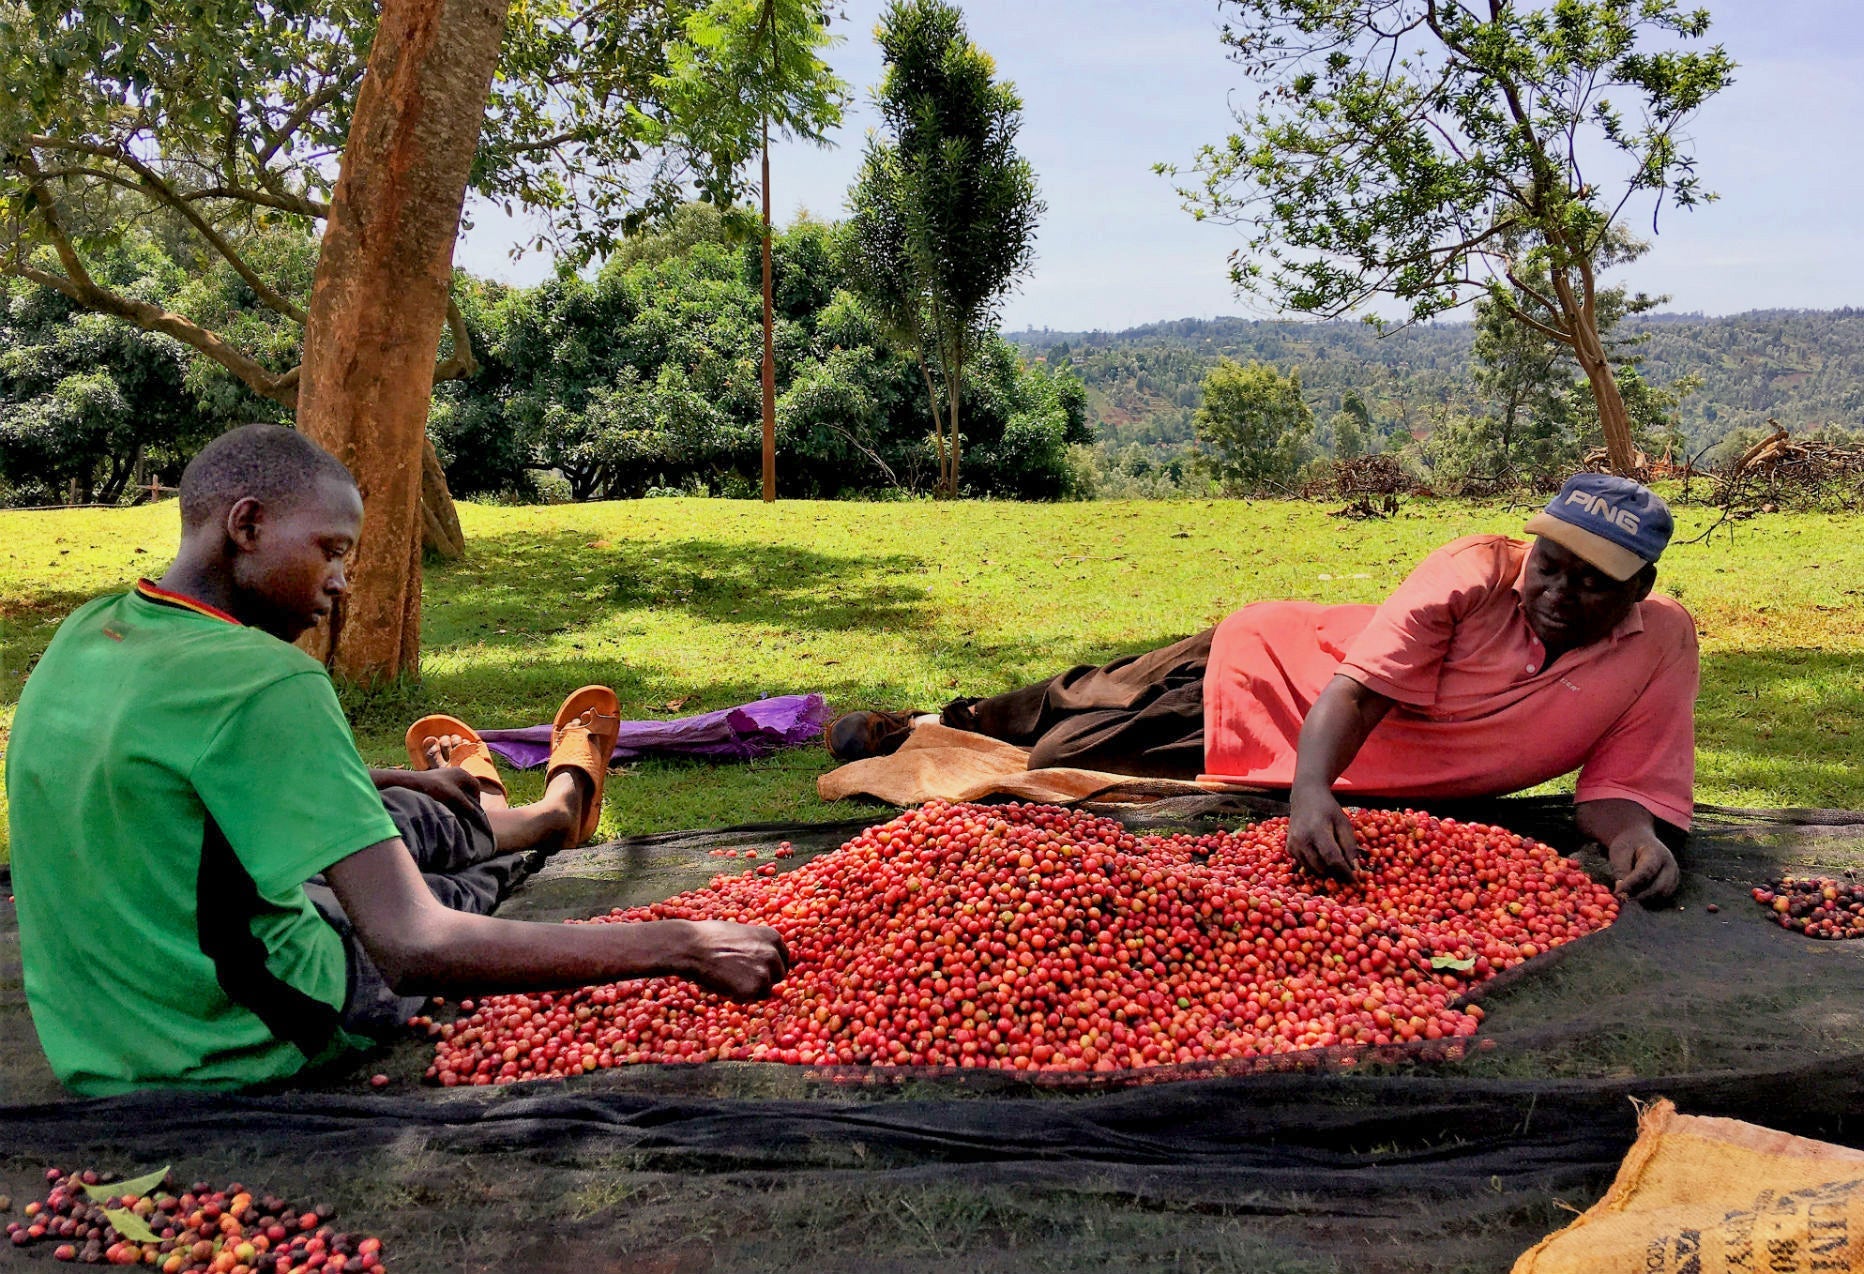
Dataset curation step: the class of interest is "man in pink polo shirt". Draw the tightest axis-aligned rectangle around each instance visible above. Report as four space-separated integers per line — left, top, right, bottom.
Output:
829 475 1696 904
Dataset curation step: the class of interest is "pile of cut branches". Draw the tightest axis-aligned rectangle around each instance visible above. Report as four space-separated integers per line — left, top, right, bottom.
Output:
1579 447 1653 481
1684 425 1864 540
1303 456 1430 515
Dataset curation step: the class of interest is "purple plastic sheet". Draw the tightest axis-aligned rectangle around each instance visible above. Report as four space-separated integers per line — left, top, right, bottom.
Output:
478 693 828 770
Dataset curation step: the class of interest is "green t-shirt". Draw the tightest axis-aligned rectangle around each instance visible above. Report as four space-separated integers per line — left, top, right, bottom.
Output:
5 581 399 1095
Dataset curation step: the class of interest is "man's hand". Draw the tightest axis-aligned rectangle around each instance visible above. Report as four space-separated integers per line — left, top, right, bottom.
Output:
372 766 483 820
1607 831 1679 904
1287 784 1359 881
1576 798 1681 907
678 921 791 1001
1287 675 1391 880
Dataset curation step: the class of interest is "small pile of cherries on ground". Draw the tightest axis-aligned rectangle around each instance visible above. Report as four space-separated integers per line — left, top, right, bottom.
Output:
1753 872 1864 940
4 1169 385 1272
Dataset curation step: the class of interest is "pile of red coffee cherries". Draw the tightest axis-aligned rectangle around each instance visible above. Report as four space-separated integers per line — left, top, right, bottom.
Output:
428 802 1618 1082
4 1169 384 1272
1753 874 1864 939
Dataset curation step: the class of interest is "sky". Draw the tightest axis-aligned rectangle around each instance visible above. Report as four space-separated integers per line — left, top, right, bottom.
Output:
453 0 1864 334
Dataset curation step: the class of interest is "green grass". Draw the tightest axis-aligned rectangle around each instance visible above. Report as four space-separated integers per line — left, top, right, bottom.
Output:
3 495 1862 863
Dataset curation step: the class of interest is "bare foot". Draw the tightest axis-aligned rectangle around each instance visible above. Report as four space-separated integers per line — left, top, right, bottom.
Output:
423 734 493 787
535 767 590 850
421 733 592 851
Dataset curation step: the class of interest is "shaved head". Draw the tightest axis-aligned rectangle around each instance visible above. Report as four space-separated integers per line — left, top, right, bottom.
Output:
179 424 356 529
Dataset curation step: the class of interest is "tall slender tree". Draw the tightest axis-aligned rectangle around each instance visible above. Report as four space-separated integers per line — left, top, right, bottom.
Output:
0 0 743 415
845 0 1041 498
1166 0 1734 475
652 0 847 502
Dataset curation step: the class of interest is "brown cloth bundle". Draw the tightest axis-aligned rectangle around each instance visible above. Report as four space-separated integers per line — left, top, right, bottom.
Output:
816 722 1219 807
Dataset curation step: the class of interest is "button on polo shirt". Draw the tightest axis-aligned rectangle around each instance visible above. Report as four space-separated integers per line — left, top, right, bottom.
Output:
1199 536 1698 827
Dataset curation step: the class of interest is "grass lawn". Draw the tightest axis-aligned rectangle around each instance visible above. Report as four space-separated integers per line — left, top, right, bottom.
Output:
2 494 1861 864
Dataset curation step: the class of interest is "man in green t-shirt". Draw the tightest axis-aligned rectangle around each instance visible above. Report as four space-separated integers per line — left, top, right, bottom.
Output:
6 424 788 1095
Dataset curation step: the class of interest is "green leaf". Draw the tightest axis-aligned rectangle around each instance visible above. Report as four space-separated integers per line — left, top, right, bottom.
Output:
77 1165 170 1201
1429 954 1478 971
101 1208 161 1243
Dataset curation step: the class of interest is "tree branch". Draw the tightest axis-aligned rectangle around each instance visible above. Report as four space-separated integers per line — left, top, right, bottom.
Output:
431 296 481 383
1429 0 1559 214
256 77 356 168
490 128 584 156
23 135 310 324
9 153 301 408
7 257 302 407
1502 266 1565 325
1496 295 1575 347
1382 217 1519 271
182 184 331 218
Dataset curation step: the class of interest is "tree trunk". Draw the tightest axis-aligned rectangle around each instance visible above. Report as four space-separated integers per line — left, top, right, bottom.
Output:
945 364 962 497
1575 343 1638 476
420 436 466 560
915 355 947 497
760 113 777 503
419 471 465 557
1565 326 1640 475
294 0 509 681
1548 262 1638 476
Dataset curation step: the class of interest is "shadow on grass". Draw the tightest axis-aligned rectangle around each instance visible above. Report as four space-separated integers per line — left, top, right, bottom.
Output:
1698 648 1864 808
426 531 935 642
401 524 1200 736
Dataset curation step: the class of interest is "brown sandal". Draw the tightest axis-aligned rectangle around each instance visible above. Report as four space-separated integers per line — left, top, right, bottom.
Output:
403 714 507 798
545 686 621 845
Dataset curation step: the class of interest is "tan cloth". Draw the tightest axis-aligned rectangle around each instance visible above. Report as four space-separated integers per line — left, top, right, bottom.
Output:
817 722 1220 806
1513 1098 1864 1274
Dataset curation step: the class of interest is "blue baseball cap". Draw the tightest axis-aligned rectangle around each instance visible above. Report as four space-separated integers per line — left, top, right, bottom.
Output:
1523 474 1673 580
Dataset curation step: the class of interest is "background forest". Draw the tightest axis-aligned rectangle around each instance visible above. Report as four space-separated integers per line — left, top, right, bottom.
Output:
1015 310 1864 495
3 210 1859 507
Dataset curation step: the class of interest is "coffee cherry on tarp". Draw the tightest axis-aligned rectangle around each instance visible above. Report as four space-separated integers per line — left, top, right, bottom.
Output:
1755 874 1864 940
432 801 1619 1080
8 1174 385 1272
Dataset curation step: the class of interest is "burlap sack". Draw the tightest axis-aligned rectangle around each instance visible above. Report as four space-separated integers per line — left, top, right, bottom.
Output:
1514 1099 1864 1274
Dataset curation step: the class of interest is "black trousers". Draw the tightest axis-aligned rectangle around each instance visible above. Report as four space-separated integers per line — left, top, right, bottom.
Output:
941 627 1214 780
305 787 531 1039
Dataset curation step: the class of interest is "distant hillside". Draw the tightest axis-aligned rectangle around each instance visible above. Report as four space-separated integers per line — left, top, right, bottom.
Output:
1005 310 1864 453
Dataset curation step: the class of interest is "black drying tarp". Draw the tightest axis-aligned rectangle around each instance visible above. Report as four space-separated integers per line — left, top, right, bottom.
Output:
2 796 1862 1273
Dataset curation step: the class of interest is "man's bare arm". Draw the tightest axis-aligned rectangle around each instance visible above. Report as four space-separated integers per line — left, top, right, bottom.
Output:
323 839 790 1000
1287 675 1395 879
1575 798 1680 905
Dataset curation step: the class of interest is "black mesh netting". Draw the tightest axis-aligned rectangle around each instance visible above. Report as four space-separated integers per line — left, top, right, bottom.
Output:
2 795 1862 1273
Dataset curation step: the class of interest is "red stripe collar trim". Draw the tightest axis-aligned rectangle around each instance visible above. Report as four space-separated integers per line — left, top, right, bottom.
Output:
134 579 244 627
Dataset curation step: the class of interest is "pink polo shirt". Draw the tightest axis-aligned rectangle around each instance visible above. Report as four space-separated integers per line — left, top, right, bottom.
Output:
1199 535 1698 827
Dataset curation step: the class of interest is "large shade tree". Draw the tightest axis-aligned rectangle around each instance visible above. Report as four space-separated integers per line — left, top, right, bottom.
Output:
0 0 843 677
845 0 1041 498
1167 0 1734 475
0 0 713 409
293 0 507 678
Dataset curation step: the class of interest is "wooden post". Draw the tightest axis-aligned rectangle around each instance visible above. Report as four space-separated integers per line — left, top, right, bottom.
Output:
760 112 777 503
